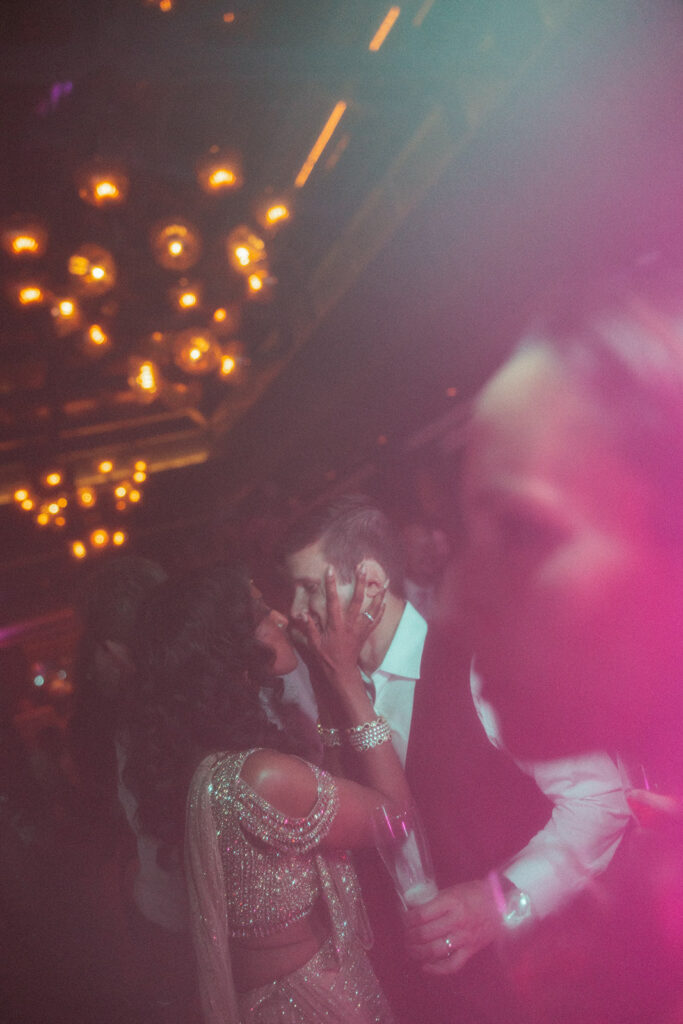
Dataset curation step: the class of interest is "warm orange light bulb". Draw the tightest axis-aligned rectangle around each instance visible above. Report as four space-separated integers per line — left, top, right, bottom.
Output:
44 471 62 487
98 460 114 474
114 484 128 499
88 324 108 346
69 245 116 296
220 355 236 375
266 204 289 224
112 531 127 546
137 362 157 390
197 150 243 193
248 273 263 291
133 470 146 483
95 181 119 199
48 502 60 515
128 489 141 503
21 498 34 511
77 162 129 207
78 487 96 506
19 285 43 305
178 291 197 309
209 168 236 188
226 226 266 274
36 512 50 526
2 222 47 258
14 488 29 503
151 221 201 271
72 540 87 559
90 528 109 548
13 235 39 253
213 308 227 322
134 460 147 472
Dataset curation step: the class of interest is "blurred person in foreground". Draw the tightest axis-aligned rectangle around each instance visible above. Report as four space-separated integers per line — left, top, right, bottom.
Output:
406 264 683 1022
122 561 414 1023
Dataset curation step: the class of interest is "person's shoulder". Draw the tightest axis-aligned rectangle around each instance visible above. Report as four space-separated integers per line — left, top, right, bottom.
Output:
240 748 319 817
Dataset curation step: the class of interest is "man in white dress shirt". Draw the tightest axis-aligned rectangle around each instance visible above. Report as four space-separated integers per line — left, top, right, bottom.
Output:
283 495 630 1019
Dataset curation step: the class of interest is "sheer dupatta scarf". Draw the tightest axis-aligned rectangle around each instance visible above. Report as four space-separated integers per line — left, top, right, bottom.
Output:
185 753 240 1024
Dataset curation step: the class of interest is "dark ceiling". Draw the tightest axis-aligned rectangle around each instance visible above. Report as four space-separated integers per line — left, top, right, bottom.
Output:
1 0 682 641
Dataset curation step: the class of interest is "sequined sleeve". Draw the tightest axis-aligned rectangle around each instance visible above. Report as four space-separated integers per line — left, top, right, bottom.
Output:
230 757 340 854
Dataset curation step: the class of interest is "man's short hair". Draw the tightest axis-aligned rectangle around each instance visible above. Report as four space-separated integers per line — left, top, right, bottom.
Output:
282 494 404 595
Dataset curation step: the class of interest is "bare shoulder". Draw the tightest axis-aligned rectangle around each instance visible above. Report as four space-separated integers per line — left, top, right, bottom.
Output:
240 748 320 817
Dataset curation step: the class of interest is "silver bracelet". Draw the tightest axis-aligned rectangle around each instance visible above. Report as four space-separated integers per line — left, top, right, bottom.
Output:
346 715 392 752
317 722 343 748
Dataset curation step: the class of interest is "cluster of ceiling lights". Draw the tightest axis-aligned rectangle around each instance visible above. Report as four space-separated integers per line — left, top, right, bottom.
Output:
13 458 148 558
3 147 291 404
5 2 408 557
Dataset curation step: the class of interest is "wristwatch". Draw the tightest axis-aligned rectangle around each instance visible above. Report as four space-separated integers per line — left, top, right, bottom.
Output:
499 875 533 930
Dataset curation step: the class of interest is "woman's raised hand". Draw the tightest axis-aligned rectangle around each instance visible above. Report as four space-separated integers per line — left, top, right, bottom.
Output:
300 565 385 686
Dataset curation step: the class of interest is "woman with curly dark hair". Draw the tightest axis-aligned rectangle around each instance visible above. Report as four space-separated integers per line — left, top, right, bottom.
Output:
123 561 412 1023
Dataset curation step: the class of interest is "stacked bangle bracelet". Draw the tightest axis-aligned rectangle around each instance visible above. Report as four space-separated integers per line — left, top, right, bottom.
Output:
317 715 393 752
346 715 392 752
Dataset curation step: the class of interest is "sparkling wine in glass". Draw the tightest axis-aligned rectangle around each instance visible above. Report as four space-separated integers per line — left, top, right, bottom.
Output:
372 804 438 909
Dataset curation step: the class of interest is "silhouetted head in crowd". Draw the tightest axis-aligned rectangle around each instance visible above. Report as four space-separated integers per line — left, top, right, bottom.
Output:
70 555 167 807
463 264 683 777
123 562 303 848
76 555 167 699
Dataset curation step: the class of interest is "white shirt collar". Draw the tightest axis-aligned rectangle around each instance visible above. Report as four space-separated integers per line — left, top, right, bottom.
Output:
371 601 428 684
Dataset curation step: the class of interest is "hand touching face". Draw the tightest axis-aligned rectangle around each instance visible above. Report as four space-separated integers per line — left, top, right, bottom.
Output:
287 539 387 635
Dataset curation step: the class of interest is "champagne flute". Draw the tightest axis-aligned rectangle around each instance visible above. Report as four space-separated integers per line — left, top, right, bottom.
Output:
371 804 438 909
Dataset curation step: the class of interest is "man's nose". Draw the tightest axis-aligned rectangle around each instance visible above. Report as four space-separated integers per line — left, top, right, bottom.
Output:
290 589 306 620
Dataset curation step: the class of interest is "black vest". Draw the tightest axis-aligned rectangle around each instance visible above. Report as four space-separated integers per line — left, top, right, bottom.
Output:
358 626 552 1024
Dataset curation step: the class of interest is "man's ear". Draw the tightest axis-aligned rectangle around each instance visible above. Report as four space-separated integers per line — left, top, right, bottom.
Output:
356 558 388 596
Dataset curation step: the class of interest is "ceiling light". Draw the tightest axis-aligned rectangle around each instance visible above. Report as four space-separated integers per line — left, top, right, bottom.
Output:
151 220 202 271
196 150 243 193
369 7 401 51
173 328 221 374
77 487 96 507
226 226 267 274
294 101 347 188
128 357 161 400
15 283 45 306
2 221 48 258
76 161 129 206
68 244 117 295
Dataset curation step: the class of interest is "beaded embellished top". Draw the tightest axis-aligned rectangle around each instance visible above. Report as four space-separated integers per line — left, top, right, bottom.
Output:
210 748 340 939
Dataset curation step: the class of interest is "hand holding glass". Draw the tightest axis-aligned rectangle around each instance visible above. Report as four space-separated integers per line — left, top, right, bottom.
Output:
372 805 438 909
